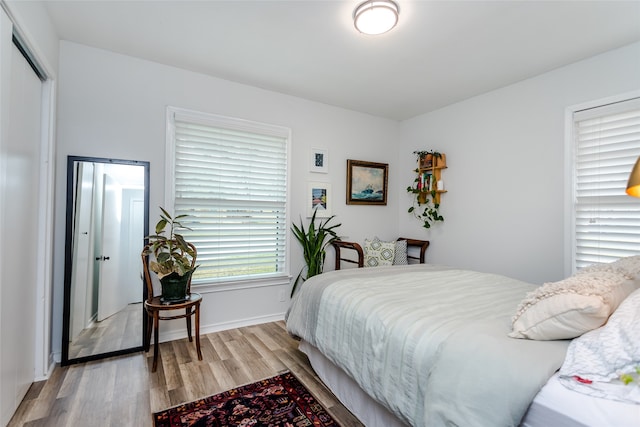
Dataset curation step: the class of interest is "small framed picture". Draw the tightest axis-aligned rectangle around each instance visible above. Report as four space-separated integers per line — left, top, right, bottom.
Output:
310 148 328 173
307 182 331 218
346 159 388 205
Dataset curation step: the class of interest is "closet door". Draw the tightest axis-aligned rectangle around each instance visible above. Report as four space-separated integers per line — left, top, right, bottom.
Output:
0 13 43 425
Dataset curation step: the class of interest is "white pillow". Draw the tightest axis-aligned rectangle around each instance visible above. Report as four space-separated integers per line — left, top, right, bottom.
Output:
509 270 639 340
393 239 408 265
558 288 640 403
364 237 395 267
579 255 640 279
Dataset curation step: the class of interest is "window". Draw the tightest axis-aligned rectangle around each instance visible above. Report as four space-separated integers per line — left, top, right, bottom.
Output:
571 97 640 271
166 108 290 285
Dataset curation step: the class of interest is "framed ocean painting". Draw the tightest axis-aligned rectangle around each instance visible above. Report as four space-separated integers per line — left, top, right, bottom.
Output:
346 159 388 205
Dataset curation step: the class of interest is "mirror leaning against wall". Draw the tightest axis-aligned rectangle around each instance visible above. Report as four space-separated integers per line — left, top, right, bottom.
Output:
61 156 150 365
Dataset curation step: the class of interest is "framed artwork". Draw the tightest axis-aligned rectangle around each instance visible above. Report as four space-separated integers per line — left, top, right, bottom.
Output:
346 159 388 205
307 182 332 217
310 148 329 173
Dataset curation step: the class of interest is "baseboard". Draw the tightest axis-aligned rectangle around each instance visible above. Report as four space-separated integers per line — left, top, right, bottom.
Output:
33 354 57 381
158 312 287 343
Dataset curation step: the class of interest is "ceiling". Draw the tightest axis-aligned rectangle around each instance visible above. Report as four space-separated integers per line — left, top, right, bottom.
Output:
43 0 640 121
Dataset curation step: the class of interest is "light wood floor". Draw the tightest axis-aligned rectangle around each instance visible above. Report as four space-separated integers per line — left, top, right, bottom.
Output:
8 321 364 427
68 302 142 359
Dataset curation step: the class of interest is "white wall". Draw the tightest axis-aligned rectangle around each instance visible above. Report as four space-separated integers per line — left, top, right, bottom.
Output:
399 41 640 285
49 23 640 363
53 41 399 355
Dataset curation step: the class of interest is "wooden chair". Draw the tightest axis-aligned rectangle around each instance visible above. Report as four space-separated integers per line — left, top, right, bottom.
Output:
397 237 430 264
332 237 430 270
141 243 203 372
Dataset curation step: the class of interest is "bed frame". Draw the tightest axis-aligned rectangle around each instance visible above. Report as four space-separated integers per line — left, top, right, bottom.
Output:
331 237 430 270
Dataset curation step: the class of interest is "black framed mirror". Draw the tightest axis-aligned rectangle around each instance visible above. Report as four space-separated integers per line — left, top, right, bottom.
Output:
62 156 149 365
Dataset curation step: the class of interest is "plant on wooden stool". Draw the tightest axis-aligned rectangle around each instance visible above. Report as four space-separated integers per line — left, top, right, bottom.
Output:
145 207 197 301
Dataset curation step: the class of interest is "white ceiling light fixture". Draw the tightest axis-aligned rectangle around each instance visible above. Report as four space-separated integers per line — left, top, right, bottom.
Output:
353 0 399 35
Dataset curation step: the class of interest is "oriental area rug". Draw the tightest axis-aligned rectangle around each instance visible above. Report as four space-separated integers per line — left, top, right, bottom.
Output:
153 371 340 427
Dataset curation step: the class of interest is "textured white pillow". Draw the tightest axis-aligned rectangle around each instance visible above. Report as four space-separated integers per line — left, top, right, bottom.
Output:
393 239 408 265
364 237 395 267
509 270 639 340
579 255 640 278
558 288 640 403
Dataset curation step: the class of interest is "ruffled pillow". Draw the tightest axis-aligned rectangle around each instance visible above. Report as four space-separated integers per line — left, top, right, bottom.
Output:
509 270 638 340
578 255 640 278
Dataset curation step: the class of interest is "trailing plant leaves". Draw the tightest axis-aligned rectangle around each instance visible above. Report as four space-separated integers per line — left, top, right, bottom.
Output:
406 151 444 228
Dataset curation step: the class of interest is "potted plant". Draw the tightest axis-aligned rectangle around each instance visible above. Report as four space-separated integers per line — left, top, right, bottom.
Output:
413 150 442 168
145 207 198 302
407 150 444 229
290 209 341 296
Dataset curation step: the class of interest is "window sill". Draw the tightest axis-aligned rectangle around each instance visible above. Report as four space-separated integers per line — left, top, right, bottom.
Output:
191 274 292 294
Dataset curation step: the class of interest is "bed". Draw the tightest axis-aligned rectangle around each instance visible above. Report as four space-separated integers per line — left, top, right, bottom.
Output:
285 262 640 427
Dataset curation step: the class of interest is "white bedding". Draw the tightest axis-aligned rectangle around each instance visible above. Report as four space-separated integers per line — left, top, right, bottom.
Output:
522 374 640 427
301 340 640 427
558 288 640 405
286 265 570 427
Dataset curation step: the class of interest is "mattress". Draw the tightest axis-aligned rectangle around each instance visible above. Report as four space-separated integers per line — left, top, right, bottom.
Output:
300 340 640 427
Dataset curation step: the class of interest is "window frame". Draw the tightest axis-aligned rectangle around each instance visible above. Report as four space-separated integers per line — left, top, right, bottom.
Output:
165 106 292 291
565 90 640 277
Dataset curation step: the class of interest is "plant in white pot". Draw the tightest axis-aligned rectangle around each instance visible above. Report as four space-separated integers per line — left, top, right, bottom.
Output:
144 207 197 302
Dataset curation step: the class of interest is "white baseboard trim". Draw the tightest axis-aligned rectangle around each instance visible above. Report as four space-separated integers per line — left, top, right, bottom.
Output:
158 312 287 343
34 352 60 381
33 359 56 382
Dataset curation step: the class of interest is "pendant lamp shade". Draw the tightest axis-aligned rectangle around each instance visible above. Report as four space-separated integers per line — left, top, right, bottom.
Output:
626 156 640 197
354 0 399 35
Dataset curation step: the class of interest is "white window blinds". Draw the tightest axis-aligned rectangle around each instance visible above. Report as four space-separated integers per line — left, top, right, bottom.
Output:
573 97 640 269
168 109 290 283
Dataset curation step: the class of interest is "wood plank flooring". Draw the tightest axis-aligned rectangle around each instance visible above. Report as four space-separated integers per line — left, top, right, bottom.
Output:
8 321 364 427
68 302 142 360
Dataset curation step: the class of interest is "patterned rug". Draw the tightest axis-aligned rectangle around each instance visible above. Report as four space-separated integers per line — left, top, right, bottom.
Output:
153 371 339 427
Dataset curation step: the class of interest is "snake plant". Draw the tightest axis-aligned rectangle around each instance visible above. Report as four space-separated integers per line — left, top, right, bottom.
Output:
290 209 341 296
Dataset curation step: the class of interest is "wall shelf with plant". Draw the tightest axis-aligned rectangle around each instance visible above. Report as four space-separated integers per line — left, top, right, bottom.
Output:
406 150 447 229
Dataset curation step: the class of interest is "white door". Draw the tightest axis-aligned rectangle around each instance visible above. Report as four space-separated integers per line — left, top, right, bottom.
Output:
70 162 95 340
125 197 145 303
97 173 127 321
0 21 43 426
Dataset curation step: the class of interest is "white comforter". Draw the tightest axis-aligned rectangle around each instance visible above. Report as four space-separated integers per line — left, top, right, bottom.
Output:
286 265 569 427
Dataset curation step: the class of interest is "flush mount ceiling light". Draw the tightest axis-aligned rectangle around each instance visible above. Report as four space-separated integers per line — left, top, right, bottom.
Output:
353 0 399 35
